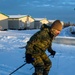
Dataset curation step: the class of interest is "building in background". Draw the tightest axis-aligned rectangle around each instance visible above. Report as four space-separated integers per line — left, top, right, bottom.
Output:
8 15 34 30
0 12 8 30
40 18 50 25
34 18 50 29
0 12 64 30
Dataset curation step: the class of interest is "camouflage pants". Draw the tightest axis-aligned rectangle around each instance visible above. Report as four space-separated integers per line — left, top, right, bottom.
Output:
32 52 52 75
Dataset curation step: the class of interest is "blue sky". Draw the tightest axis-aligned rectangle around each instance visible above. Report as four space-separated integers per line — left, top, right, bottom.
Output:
0 0 75 23
0 0 75 8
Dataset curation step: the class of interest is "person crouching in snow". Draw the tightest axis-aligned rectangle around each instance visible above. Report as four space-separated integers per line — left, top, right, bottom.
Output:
25 20 63 75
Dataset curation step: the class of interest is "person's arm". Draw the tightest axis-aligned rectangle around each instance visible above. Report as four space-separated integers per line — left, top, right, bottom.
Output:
48 45 56 57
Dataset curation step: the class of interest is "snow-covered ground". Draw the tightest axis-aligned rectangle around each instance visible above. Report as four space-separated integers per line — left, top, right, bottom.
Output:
0 26 75 75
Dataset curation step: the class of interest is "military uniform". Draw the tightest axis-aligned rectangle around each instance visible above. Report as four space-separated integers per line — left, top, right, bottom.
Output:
26 27 54 75
25 20 62 75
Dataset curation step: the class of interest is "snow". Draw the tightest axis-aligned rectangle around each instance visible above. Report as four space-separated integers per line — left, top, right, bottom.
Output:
59 26 75 37
0 26 75 75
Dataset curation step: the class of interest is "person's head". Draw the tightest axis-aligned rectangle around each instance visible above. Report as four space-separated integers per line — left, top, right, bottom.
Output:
50 20 63 37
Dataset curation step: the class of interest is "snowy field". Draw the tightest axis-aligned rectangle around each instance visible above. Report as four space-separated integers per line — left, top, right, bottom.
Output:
0 26 75 75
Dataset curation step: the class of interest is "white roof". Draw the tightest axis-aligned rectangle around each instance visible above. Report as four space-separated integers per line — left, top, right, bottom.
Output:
34 18 45 21
8 15 27 18
48 20 55 22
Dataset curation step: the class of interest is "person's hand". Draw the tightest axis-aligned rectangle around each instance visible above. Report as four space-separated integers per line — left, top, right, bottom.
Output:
50 50 56 57
25 54 34 64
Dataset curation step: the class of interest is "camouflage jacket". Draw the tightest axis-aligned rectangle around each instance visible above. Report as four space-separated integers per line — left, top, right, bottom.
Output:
26 28 54 55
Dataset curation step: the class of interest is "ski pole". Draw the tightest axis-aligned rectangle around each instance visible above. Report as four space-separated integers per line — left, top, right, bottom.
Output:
48 54 54 58
9 63 27 75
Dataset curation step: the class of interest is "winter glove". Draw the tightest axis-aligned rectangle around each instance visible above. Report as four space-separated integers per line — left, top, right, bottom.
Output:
50 50 56 57
25 54 34 64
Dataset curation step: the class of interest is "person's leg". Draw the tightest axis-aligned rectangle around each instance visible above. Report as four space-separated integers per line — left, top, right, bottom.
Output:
32 54 44 75
41 52 52 75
